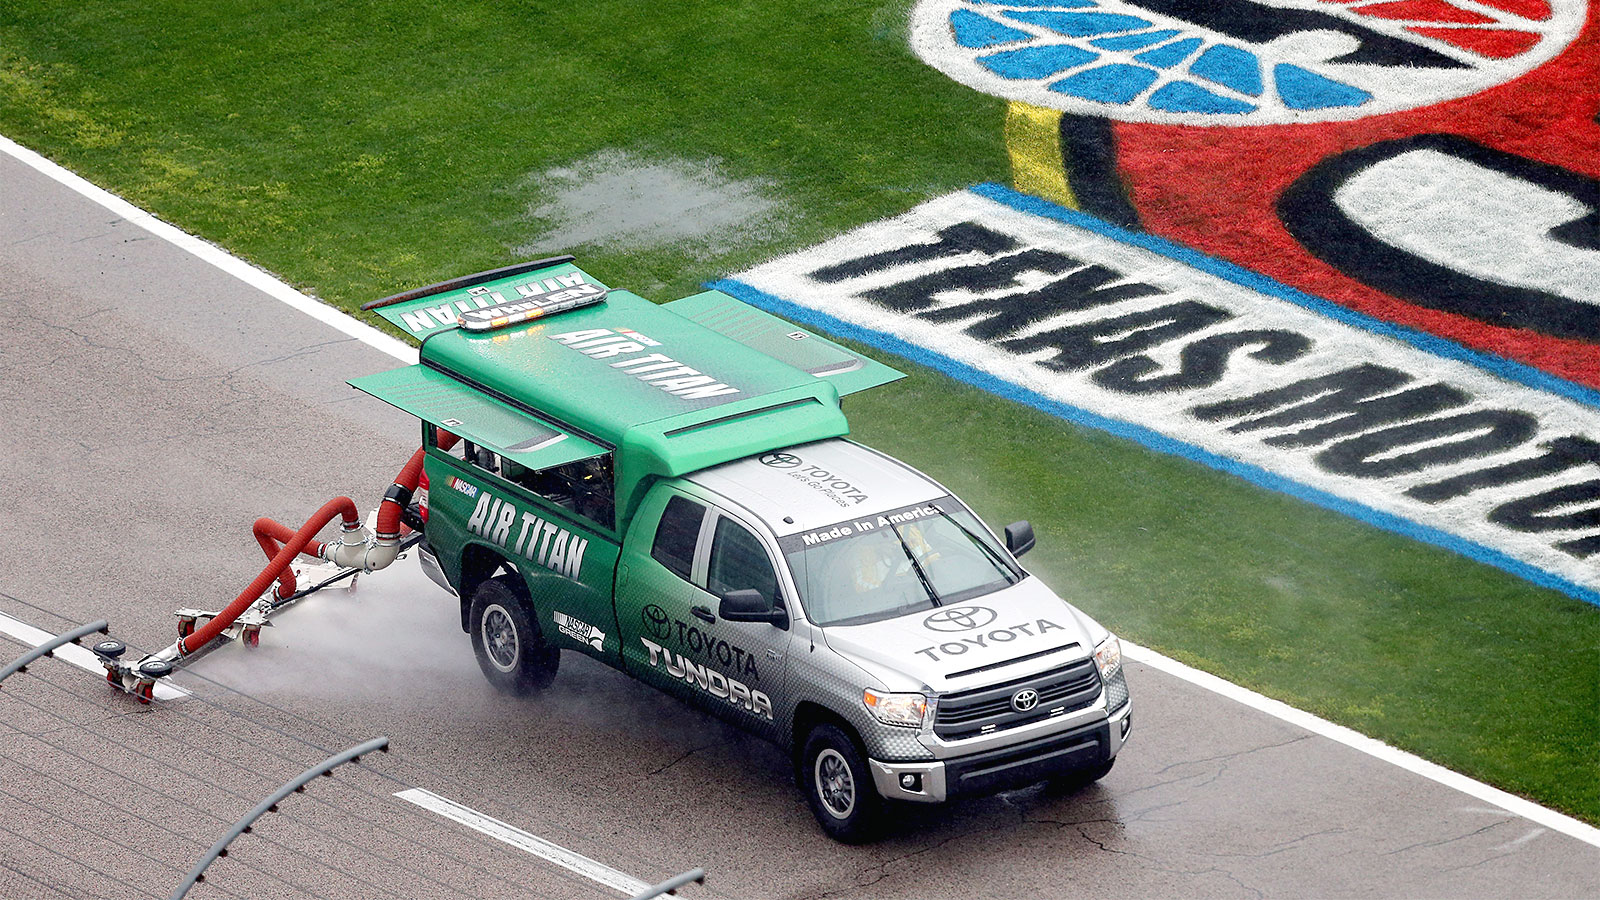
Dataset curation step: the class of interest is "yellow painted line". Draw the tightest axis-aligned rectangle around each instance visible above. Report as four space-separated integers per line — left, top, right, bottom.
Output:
1004 101 1075 208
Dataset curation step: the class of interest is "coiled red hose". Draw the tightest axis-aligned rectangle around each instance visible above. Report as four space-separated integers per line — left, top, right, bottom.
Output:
178 429 460 656
180 497 358 654
253 517 326 599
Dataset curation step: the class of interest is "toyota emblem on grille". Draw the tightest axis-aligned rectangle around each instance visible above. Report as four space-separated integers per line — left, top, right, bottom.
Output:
922 606 998 632
1011 688 1040 713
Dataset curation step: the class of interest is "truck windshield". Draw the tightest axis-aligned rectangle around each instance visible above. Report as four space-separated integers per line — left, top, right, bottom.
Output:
780 498 1021 627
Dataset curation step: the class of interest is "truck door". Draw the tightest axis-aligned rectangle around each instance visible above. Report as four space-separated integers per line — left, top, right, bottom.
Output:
617 486 793 740
425 439 622 665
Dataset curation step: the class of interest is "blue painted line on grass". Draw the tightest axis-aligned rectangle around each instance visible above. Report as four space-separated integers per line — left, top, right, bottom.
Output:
708 196 1600 610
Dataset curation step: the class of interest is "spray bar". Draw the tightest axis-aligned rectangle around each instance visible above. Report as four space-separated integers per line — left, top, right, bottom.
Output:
91 431 460 702
0 620 109 686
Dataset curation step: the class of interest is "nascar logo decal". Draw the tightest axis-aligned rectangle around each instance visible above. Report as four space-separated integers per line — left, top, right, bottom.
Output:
911 1 1585 124
717 185 1600 609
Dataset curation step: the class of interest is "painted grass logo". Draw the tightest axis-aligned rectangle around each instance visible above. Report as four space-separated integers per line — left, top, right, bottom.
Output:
719 185 1600 608
909 0 1584 123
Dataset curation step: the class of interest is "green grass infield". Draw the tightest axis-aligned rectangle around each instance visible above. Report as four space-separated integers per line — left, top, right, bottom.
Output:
2 0 1594 822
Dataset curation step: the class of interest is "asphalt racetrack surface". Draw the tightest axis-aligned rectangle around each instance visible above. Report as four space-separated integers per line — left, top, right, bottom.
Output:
2 152 1598 899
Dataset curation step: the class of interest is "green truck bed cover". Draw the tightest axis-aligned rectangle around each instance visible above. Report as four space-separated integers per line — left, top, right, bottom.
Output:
352 259 902 527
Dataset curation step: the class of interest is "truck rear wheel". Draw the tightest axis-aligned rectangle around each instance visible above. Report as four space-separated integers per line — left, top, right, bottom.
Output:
469 575 559 695
801 723 883 843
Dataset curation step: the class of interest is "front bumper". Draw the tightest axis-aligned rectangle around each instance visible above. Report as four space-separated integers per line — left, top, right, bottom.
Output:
870 698 1131 803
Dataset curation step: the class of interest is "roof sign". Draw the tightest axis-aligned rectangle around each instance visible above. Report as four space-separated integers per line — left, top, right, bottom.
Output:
368 260 608 339
549 327 741 401
458 283 609 331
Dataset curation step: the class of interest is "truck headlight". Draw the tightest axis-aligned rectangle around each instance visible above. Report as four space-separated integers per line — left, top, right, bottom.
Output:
863 689 929 728
1094 634 1122 681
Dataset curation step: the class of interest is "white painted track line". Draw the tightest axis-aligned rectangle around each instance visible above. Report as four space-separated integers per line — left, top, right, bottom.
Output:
1125 642 1600 849
0 134 415 367
0 611 189 700
394 788 651 896
3 128 1597 850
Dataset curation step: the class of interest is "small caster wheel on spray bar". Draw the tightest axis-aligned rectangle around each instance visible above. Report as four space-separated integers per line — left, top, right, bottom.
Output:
135 659 172 705
177 616 196 639
243 626 261 649
93 639 126 688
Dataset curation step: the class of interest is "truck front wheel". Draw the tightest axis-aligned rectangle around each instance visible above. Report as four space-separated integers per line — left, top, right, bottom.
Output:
469 575 559 695
801 723 883 843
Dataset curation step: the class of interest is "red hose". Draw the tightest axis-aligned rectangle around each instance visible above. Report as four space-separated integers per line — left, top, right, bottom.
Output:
179 429 460 656
376 448 427 538
376 430 460 537
253 517 328 598
180 497 358 655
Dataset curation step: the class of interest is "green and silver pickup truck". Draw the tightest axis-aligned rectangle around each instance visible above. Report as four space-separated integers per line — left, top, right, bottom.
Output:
357 257 1132 841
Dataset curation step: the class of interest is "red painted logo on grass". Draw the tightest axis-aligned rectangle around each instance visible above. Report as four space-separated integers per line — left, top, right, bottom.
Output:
913 1 1600 387
1110 1 1600 386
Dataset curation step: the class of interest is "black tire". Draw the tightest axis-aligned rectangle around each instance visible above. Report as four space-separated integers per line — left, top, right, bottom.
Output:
800 723 883 843
469 574 559 695
1045 756 1115 795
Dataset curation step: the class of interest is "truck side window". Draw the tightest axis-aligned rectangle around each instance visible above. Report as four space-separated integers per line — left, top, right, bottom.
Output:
708 516 779 606
652 495 705 581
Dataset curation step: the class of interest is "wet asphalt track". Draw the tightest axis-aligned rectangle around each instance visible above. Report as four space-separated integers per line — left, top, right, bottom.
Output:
2 149 1598 899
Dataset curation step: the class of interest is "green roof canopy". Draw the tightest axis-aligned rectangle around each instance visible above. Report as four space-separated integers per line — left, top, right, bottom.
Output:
348 364 605 471
358 259 903 527
665 291 903 397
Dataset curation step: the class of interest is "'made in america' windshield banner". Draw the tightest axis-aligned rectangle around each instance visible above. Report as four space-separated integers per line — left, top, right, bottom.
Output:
717 184 1600 608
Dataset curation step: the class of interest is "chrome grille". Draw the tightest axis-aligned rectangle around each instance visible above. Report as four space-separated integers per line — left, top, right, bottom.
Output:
935 657 1101 740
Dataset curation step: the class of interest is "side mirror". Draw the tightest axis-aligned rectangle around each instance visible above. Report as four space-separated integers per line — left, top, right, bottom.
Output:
1005 521 1036 558
719 589 789 628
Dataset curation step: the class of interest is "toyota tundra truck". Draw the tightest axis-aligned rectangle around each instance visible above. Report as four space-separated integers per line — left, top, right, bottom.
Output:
356 256 1132 841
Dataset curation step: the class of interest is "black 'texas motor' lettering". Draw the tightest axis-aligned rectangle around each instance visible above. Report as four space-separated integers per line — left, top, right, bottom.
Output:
1279 134 1600 341
810 222 1017 283
1316 409 1538 479
1093 329 1313 394
1003 301 1233 372
1490 482 1600 558
859 249 1082 313
1192 364 1474 449
918 264 1163 340
1113 0 1467 69
1408 436 1600 503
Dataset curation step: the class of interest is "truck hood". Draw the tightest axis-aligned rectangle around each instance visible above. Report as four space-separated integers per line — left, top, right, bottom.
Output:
818 577 1101 694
